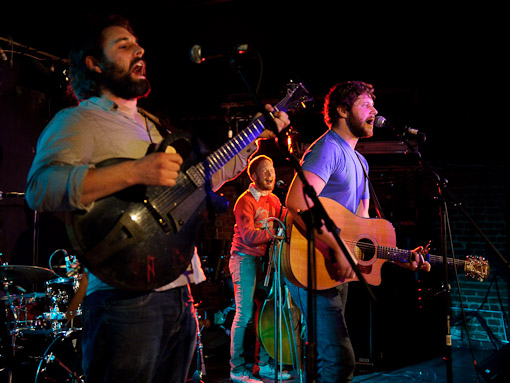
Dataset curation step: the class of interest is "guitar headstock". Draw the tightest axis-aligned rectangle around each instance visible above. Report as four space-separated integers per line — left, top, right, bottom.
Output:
464 255 490 282
281 81 313 111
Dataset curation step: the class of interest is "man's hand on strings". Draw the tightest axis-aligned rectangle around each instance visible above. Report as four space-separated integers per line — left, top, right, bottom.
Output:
326 248 356 282
394 246 431 272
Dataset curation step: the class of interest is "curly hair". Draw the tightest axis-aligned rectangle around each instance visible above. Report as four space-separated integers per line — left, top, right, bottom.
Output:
67 15 135 101
323 81 375 128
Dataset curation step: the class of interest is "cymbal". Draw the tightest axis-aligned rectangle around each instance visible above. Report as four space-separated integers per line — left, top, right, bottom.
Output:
0 265 58 285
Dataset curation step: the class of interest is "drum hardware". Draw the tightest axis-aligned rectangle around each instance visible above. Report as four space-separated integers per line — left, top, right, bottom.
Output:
34 329 84 383
3 292 48 331
47 249 80 278
39 349 79 380
2 281 20 329
6 326 83 381
0 259 84 382
64 254 81 278
44 276 82 329
192 305 206 383
1 264 57 312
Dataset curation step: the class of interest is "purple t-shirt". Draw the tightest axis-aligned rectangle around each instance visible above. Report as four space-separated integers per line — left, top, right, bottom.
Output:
301 129 370 214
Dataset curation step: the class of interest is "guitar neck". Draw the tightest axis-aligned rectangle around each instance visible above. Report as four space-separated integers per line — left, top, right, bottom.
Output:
198 97 291 177
200 118 265 176
378 246 465 268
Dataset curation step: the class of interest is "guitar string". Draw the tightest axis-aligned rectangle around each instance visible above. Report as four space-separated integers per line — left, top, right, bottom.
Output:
138 132 263 229
146 95 289 210
198 91 292 177
151 121 265 210
136 88 301 226
340 240 467 266
342 240 487 277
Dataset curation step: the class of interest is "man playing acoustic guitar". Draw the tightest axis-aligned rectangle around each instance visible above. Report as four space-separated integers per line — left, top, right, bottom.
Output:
284 81 431 383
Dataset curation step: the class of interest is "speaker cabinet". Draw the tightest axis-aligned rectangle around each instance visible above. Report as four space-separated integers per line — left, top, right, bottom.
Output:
477 344 510 382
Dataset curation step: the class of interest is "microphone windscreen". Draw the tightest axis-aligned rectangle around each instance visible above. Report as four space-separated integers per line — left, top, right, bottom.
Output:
374 115 387 128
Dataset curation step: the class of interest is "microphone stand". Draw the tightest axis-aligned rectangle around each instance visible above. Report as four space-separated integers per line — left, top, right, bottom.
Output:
396 132 455 382
434 169 508 383
436 175 454 383
394 132 508 383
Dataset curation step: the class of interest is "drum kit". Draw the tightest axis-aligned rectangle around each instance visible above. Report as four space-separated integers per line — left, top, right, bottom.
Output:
1 258 84 382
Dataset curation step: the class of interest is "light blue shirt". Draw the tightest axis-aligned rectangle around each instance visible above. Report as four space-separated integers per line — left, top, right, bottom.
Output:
301 129 370 214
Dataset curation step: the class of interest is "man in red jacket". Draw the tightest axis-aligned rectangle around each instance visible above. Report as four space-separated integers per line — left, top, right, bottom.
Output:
229 155 291 383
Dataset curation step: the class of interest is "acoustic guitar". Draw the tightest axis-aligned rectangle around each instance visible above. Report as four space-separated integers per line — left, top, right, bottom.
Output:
281 197 490 290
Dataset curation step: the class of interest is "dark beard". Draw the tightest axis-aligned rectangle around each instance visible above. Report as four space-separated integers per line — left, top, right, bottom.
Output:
100 58 151 99
346 114 373 138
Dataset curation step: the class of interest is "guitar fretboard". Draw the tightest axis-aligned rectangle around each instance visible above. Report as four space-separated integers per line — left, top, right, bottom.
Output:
196 93 294 180
372 244 465 267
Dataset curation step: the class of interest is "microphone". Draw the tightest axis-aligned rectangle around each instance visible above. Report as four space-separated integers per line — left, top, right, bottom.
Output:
374 115 426 141
276 180 288 189
0 191 25 200
190 44 249 64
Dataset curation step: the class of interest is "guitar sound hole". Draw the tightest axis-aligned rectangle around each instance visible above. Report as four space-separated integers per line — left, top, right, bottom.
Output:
354 238 376 261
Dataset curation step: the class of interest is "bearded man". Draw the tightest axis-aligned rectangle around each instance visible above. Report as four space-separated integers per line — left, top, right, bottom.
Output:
228 155 291 383
25 15 289 383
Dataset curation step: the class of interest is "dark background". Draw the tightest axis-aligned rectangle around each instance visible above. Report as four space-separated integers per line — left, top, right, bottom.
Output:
0 1 501 164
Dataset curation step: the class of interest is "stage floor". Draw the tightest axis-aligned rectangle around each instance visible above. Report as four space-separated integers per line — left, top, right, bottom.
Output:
187 345 505 383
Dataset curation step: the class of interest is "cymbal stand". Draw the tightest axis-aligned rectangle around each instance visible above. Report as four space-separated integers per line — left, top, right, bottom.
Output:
32 210 40 267
192 309 206 383
1 280 16 383
2 281 19 331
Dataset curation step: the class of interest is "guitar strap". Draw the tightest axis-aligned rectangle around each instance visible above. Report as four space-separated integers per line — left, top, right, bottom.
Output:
138 107 177 138
355 151 385 219
137 108 170 154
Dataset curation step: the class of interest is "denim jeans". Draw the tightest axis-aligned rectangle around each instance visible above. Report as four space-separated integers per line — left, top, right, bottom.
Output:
229 253 271 373
285 278 355 383
81 285 197 383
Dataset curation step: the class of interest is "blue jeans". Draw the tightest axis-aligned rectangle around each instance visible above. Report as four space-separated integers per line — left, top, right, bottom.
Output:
285 278 355 383
229 253 271 373
81 286 197 383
